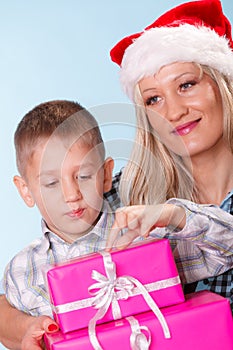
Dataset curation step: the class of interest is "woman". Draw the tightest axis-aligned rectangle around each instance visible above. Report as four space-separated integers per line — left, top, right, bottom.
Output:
108 0 233 305
1 0 233 349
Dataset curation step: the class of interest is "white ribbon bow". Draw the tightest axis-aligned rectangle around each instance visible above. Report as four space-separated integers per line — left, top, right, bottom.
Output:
88 251 170 350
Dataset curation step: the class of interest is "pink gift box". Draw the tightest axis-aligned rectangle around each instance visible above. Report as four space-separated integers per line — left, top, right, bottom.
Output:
45 238 184 333
44 291 233 350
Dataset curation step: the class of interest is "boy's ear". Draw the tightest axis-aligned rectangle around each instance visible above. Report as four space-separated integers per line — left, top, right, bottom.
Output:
103 157 114 192
13 175 35 208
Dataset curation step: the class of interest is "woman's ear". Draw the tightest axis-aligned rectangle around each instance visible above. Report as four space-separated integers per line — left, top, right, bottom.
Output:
103 157 114 193
13 175 35 208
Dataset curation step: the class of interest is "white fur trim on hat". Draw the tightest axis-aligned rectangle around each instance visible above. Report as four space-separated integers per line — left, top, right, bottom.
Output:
120 24 233 101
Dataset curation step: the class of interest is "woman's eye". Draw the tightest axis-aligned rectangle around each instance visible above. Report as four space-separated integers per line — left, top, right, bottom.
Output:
180 80 197 90
145 95 160 106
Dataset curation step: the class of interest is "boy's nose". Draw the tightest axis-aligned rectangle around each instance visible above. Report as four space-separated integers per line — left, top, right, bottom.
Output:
63 180 82 203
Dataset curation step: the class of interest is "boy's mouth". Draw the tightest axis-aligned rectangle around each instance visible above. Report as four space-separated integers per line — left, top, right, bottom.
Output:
68 208 85 218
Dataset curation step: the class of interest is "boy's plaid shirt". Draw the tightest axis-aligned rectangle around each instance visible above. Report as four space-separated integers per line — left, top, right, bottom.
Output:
4 203 115 317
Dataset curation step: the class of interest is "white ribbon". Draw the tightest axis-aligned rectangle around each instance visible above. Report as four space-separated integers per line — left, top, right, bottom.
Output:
127 316 151 350
88 251 171 350
53 277 180 314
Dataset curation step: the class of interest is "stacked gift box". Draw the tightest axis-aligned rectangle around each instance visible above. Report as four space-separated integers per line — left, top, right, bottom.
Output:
44 238 233 349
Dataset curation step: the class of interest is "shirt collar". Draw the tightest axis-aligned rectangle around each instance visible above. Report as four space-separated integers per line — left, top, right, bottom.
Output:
41 200 114 245
220 188 233 208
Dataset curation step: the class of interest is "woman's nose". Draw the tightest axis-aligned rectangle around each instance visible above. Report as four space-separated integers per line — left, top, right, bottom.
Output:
164 94 188 122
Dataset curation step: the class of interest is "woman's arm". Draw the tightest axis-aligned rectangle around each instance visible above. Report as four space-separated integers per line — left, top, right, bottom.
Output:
106 200 233 283
0 295 58 350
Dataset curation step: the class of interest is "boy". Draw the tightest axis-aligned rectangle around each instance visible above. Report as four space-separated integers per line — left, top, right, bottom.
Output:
3 99 115 319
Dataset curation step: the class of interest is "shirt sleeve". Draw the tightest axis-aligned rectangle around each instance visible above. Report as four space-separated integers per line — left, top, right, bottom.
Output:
3 259 27 312
0 278 4 294
3 236 53 317
150 198 233 284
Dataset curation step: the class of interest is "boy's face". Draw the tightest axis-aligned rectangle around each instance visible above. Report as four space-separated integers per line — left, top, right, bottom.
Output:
14 136 113 243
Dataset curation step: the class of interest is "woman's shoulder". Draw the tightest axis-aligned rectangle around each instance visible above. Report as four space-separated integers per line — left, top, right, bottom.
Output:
104 169 122 211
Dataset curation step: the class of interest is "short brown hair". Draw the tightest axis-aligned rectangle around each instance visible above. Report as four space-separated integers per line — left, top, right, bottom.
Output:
14 100 104 176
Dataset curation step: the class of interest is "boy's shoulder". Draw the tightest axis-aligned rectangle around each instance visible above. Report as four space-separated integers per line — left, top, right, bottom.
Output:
3 234 52 314
5 235 49 270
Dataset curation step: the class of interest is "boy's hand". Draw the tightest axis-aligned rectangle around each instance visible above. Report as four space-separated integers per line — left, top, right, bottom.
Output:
106 204 186 250
21 316 59 350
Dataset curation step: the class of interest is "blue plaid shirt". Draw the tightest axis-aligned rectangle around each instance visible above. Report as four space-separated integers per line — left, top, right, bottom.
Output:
195 190 233 311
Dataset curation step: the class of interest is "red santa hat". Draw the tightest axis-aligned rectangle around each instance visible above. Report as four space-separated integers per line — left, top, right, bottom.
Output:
110 0 233 101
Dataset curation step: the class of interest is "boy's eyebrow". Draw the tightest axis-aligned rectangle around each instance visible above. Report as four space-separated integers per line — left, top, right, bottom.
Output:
37 162 98 178
78 162 100 169
37 170 58 179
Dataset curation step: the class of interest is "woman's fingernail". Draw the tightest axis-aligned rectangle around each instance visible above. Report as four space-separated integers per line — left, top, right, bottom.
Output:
48 324 59 332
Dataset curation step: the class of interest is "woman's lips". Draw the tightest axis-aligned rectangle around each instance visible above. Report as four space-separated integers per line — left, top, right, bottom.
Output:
173 119 201 136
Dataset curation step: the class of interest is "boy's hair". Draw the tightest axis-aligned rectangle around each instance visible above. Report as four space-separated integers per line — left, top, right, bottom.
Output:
14 100 105 176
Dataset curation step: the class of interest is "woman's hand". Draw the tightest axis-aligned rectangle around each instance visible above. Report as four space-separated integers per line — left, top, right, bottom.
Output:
106 203 186 250
21 315 59 350
0 294 59 350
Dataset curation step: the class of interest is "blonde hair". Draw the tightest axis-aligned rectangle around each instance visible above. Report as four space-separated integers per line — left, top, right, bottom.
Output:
120 65 233 206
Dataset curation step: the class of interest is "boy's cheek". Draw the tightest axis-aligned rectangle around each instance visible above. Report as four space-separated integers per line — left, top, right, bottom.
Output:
84 194 104 212
80 179 103 196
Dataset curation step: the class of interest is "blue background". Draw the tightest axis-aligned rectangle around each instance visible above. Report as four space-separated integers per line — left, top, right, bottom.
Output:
1 1 233 348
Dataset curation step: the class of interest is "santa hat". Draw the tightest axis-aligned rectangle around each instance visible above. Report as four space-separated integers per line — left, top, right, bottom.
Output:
110 0 233 101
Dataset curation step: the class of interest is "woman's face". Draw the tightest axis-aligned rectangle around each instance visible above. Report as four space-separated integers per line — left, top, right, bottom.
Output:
139 62 224 158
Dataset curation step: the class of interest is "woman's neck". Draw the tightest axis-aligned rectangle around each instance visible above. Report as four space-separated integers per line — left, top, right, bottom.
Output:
190 145 233 205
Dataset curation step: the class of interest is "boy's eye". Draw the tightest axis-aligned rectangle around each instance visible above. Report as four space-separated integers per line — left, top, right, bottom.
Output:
145 95 161 106
45 180 58 188
77 174 92 181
